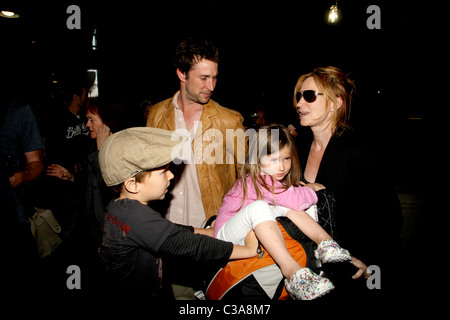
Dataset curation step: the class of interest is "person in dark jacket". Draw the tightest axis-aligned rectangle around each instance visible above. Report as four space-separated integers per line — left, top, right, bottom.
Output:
289 66 402 297
47 98 123 247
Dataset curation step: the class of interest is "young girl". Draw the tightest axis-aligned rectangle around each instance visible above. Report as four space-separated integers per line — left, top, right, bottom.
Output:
214 124 352 300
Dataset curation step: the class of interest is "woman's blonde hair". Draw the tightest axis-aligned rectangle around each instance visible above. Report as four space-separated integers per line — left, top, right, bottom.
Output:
293 66 355 136
236 124 301 211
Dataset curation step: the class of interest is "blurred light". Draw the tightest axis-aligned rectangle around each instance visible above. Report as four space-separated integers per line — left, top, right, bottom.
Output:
328 5 339 23
92 27 98 51
0 10 20 18
88 69 99 98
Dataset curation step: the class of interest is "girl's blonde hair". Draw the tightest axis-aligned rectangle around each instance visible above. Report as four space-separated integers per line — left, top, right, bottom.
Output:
293 66 355 136
236 124 301 211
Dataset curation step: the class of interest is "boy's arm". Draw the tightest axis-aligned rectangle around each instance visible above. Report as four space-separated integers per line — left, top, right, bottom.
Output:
158 225 257 263
229 230 258 259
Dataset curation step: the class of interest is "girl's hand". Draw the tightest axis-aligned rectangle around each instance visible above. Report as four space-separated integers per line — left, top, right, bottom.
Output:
47 164 74 182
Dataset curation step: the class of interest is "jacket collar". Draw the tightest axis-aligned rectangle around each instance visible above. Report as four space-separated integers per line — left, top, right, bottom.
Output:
163 91 218 138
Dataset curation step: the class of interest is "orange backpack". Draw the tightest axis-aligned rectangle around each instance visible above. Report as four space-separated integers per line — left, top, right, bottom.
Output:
206 218 313 300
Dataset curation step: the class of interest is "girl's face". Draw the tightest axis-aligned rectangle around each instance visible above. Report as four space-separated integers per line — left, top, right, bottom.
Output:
296 77 333 130
86 109 103 139
260 145 292 181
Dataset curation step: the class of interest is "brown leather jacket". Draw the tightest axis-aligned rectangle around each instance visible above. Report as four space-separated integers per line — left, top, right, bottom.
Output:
146 92 246 220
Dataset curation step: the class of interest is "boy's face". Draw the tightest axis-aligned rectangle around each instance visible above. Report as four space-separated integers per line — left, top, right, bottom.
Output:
140 168 174 201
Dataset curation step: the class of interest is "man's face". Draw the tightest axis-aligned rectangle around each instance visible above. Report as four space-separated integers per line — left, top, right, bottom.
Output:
180 58 218 105
79 87 88 107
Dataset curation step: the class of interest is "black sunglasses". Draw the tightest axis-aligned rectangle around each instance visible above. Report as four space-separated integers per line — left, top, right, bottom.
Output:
296 90 324 103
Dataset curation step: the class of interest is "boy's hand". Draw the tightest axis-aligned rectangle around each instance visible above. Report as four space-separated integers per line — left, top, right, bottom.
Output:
244 230 258 257
194 227 214 237
229 230 259 260
194 219 216 237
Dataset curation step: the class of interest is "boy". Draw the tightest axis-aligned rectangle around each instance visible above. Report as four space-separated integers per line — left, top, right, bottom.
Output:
98 127 257 298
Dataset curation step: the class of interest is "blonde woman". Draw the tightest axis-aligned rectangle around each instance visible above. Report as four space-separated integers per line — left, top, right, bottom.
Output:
291 66 402 285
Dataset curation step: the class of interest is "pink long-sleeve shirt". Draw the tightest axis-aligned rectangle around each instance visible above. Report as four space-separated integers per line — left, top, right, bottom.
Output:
214 175 318 237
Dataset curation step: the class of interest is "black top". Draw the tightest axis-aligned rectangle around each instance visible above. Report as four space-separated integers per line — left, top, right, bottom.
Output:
296 129 402 262
99 198 233 297
45 109 90 171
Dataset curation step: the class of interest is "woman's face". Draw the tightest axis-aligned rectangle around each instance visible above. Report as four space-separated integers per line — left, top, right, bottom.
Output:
296 77 333 130
86 109 103 139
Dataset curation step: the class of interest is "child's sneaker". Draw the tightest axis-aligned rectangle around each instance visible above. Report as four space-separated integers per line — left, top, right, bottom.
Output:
284 268 334 300
314 239 352 264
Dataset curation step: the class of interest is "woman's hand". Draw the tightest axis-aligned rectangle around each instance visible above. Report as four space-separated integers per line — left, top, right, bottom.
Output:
350 256 371 279
96 124 112 150
47 164 74 182
299 181 326 191
287 124 298 138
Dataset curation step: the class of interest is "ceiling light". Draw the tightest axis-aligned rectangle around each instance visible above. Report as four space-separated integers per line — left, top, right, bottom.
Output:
328 2 339 24
0 10 20 18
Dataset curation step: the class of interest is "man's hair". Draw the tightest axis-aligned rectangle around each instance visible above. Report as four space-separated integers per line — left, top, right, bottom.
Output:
62 75 88 107
174 37 219 75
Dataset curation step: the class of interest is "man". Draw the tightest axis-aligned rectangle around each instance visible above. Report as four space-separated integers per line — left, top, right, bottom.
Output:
1 99 44 223
146 38 245 228
44 77 90 242
1 96 44 291
146 38 246 299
